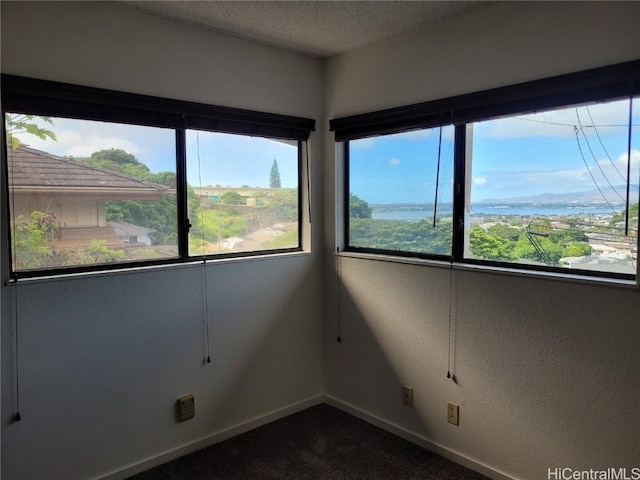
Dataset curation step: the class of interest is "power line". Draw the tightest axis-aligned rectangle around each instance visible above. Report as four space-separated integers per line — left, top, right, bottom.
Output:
584 105 628 184
573 125 617 213
575 109 625 202
515 117 639 128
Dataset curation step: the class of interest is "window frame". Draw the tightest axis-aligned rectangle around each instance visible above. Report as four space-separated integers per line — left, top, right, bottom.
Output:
332 60 640 281
2 75 315 279
183 128 305 260
344 124 456 261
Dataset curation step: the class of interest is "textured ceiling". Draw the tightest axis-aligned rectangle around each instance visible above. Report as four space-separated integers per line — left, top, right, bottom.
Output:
120 1 484 58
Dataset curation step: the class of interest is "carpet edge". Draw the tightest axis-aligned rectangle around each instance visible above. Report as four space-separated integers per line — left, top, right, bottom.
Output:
323 394 517 480
94 394 325 480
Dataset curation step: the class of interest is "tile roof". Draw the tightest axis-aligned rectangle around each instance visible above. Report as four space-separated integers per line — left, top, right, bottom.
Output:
7 145 172 199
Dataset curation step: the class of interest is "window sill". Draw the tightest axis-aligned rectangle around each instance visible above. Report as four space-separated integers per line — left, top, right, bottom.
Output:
6 250 312 285
336 251 638 289
336 251 452 269
452 262 638 289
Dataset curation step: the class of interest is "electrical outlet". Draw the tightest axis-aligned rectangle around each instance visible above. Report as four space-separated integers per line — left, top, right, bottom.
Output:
402 386 413 407
447 402 459 426
177 394 195 422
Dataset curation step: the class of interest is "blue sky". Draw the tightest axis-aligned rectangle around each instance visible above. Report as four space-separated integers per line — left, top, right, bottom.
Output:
350 97 640 204
350 127 455 204
9 117 299 188
185 130 298 188
8 96 639 202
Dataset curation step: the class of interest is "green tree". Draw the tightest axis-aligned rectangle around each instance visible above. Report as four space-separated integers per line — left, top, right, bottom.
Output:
563 242 592 257
514 234 564 265
487 223 521 242
91 148 143 167
270 188 298 222
349 193 372 219
5 113 57 149
12 211 61 269
12 211 125 269
349 218 451 255
77 149 179 244
611 203 639 224
75 149 152 178
66 240 125 265
469 226 517 261
549 227 588 244
221 191 245 205
270 159 282 188
190 210 247 249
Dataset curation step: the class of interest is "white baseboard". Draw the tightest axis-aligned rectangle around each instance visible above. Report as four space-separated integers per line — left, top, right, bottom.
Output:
323 395 514 480
97 394 513 480
96 394 324 480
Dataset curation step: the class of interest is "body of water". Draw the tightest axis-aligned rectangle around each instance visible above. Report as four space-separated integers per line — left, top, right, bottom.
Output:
371 204 619 220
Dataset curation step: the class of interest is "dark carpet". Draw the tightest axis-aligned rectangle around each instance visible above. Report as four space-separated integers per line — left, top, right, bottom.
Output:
127 404 489 480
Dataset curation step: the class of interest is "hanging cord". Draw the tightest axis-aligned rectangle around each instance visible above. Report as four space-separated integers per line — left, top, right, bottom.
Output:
12 283 22 422
201 261 211 364
8 140 23 420
432 120 444 228
9 139 18 271
335 246 342 343
446 267 457 383
625 95 634 237
305 140 311 223
196 131 211 364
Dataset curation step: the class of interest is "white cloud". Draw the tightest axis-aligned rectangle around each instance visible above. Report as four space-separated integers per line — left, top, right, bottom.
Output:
477 151 640 196
474 99 633 139
615 149 640 168
57 130 142 157
9 116 179 172
13 120 143 159
389 158 401 166
473 176 487 185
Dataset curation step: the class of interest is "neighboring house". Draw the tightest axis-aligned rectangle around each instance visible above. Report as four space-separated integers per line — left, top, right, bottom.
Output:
6 145 172 248
108 221 157 246
218 236 245 250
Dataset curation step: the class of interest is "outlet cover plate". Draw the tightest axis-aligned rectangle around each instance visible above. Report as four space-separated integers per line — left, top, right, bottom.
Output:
402 386 414 407
177 394 195 422
447 402 459 425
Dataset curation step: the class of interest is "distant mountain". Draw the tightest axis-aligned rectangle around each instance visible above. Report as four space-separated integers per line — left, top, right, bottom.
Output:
480 185 640 205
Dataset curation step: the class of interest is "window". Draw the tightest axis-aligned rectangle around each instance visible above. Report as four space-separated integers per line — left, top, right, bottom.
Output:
186 130 300 255
466 97 638 277
5 116 179 272
347 126 454 257
332 60 640 281
2 75 314 278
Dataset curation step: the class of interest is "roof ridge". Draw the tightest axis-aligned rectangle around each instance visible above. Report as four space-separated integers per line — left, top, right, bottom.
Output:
13 145 170 191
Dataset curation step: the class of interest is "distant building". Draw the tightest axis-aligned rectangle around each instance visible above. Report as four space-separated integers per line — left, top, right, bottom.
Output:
108 221 157 246
560 254 636 275
191 185 278 205
7 145 172 248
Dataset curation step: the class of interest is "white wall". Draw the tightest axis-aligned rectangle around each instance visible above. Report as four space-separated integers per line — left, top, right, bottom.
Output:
324 2 640 479
1 2 324 479
3 1 640 480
